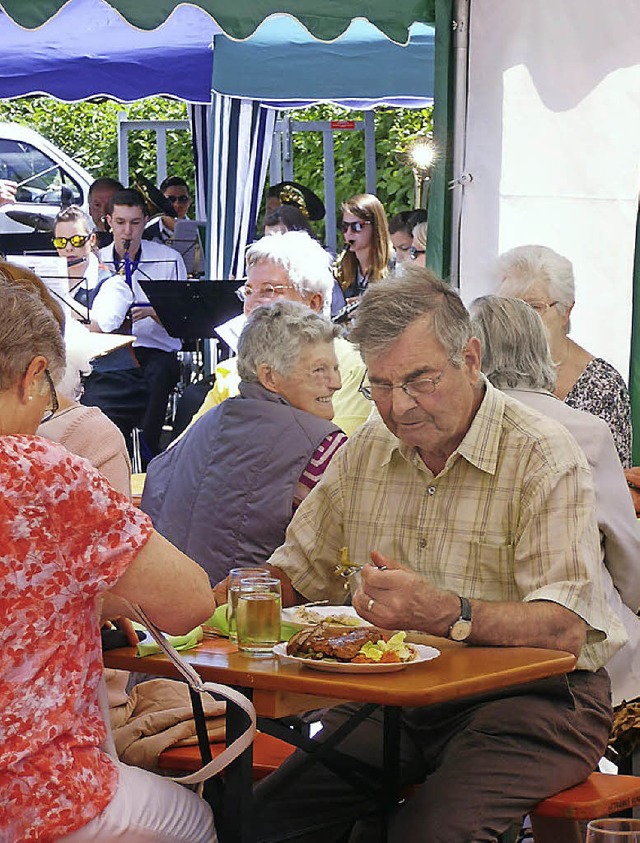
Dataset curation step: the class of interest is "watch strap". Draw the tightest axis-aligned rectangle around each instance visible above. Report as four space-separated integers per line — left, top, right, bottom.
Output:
459 596 471 622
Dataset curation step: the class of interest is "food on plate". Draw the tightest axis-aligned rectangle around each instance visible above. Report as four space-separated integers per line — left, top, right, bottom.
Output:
287 606 364 627
333 545 362 579
286 623 415 664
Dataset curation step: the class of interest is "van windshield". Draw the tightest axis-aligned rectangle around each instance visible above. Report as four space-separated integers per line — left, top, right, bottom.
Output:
0 139 83 206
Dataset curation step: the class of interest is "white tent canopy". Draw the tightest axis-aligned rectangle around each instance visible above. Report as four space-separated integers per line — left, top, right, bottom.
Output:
457 0 640 380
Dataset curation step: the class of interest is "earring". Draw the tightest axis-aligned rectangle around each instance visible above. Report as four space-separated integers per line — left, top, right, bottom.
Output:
28 395 34 402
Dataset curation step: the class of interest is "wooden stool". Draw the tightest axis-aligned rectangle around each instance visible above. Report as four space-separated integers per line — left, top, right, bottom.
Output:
158 731 295 781
530 772 640 842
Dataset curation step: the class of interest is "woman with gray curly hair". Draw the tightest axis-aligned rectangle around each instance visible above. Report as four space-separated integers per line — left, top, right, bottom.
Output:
142 300 348 586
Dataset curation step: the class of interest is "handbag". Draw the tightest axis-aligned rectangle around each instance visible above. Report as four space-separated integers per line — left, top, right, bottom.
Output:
130 604 257 786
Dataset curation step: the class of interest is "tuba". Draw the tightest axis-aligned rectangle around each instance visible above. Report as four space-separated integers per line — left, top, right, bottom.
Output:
132 174 177 220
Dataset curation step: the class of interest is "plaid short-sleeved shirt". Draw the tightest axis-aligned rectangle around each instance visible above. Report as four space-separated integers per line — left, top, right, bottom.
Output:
269 380 626 671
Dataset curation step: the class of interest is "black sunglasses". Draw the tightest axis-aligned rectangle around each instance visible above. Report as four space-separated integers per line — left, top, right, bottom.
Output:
341 220 372 234
166 194 189 204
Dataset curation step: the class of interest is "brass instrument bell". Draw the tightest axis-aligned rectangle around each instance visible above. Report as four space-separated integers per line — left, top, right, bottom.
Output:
132 174 177 220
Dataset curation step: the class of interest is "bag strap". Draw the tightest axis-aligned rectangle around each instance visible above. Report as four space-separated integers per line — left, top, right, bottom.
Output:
131 604 257 785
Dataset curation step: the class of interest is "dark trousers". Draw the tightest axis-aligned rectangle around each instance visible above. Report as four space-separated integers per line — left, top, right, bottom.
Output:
254 669 612 843
134 346 180 457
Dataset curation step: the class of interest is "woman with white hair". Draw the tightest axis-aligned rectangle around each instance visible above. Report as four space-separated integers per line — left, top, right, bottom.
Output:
142 300 347 586
470 294 640 708
495 244 631 466
188 230 370 436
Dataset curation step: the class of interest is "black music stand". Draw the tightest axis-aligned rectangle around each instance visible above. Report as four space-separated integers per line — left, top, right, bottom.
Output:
138 280 242 342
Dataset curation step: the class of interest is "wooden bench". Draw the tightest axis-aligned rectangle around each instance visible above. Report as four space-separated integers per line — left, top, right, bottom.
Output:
530 772 640 842
158 730 295 781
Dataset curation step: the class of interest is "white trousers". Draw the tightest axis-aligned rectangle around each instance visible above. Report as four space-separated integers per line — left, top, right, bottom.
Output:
59 759 217 843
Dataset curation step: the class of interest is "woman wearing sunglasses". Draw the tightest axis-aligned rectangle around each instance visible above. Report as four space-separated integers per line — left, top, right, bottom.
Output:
53 205 133 334
336 193 391 301
52 205 147 448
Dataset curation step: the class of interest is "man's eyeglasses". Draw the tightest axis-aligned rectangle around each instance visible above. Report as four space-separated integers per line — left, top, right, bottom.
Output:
523 300 559 315
236 283 299 302
40 368 59 424
358 365 449 402
52 234 91 249
410 246 426 261
165 194 190 204
341 220 372 234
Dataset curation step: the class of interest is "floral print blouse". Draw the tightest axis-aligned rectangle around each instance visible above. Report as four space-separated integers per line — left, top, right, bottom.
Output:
0 436 153 842
565 357 632 468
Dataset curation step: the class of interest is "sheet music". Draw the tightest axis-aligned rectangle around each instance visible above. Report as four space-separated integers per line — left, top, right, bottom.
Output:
214 313 246 354
6 254 71 318
170 219 203 276
85 332 135 360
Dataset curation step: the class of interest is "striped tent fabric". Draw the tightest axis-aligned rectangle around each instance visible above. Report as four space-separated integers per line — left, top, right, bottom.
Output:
202 94 276 279
188 103 212 224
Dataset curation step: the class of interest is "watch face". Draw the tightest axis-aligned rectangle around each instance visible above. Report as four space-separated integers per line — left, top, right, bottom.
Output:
449 619 472 642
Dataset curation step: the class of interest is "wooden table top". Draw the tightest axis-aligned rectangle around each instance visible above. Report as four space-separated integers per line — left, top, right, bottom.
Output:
105 634 576 717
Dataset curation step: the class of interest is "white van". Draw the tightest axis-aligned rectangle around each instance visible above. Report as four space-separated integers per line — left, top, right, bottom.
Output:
0 122 93 236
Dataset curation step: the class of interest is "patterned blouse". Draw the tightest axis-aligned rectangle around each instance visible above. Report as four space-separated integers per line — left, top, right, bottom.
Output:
0 436 153 842
565 358 632 468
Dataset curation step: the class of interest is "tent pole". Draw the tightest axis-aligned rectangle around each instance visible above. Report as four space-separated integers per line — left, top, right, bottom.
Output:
449 0 470 290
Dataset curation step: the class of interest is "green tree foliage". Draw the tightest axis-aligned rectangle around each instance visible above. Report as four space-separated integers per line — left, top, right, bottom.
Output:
286 104 433 225
0 96 193 191
0 98 432 225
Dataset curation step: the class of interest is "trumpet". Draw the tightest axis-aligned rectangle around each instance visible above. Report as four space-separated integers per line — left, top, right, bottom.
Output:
332 243 350 288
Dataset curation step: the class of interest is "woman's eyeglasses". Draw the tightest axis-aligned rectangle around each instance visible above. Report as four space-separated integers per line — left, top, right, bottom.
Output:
236 283 298 302
410 246 426 261
52 234 91 249
523 300 559 314
341 221 372 234
40 368 59 424
166 194 189 204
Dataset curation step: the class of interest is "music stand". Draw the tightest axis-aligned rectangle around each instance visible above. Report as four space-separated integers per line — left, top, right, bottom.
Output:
170 219 204 277
138 280 242 341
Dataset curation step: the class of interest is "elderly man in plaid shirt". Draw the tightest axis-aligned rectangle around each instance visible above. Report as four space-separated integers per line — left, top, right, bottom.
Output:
256 265 624 843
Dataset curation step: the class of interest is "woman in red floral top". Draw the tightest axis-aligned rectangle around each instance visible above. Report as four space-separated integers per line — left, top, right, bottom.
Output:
0 279 216 842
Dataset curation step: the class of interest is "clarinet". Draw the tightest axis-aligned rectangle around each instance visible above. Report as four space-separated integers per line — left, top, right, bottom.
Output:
122 238 133 289
332 299 360 325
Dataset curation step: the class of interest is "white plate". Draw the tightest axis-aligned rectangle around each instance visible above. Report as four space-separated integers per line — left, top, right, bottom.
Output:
281 605 371 629
272 642 440 673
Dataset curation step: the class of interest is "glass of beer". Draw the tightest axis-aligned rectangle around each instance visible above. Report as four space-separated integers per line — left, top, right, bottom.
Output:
236 577 282 656
586 820 640 842
227 567 270 643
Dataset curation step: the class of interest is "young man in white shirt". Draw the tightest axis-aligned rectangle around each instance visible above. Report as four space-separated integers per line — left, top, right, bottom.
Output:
99 188 187 458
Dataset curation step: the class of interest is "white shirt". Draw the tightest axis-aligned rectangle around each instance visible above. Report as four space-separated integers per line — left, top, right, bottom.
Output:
99 240 187 352
73 253 133 333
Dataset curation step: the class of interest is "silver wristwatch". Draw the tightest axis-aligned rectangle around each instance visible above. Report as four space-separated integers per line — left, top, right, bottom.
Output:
447 596 472 642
